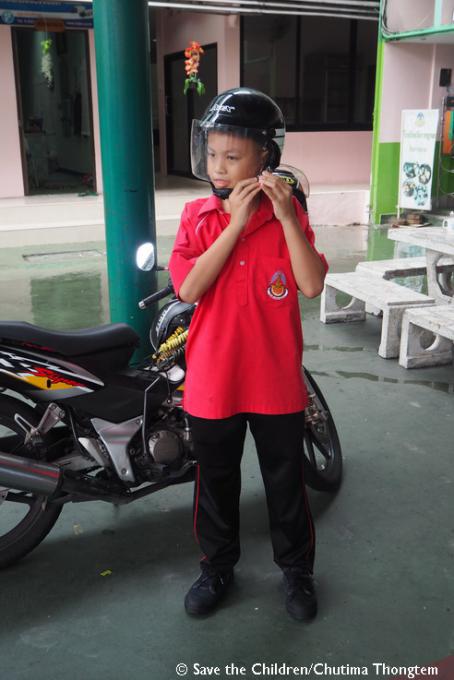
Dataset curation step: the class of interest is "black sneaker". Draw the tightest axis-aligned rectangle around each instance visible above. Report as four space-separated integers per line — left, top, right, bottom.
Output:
283 567 317 622
184 564 234 616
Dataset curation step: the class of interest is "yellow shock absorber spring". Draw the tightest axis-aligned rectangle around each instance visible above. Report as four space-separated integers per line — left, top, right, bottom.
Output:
153 326 189 363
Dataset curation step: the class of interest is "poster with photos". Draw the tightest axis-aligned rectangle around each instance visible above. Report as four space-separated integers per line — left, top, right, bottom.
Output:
399 109 439 212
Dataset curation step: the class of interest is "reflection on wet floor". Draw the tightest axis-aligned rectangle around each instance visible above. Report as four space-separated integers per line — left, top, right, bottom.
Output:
0 224 453 391
0 225 371 329
311 369 454 394
31 271 105 329
305 344 366 352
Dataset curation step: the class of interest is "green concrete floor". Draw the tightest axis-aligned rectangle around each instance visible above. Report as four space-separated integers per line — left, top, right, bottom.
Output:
0 227 453 680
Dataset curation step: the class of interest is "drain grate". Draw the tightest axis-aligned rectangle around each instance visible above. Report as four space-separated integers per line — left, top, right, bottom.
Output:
23 249 106 263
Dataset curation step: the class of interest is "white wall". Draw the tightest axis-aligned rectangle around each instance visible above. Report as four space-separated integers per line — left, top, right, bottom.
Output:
88 30 103 193
0 26 24 198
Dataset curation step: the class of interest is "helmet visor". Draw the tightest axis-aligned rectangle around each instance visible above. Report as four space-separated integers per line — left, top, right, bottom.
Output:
190 120 284 183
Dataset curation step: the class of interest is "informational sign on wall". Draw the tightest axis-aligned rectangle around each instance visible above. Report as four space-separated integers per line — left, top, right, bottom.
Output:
0 1 93 29
399 109 439 212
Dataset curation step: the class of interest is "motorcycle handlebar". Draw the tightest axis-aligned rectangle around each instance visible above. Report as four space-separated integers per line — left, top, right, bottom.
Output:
138 283 174 309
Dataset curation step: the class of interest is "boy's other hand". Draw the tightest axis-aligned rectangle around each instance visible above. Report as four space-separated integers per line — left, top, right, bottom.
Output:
259 170 295 223
227 178 261 230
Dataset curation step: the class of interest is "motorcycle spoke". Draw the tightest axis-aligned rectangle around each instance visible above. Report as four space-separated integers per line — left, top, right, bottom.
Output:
313 436 331 462
304 436 318 468
307 432 331 464
311 424 331 447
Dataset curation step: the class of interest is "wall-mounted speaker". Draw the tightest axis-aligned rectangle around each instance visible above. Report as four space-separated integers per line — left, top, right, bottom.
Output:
440 69 452 87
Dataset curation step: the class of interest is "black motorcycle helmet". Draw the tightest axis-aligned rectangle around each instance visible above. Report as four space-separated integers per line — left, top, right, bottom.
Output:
191 87 285 198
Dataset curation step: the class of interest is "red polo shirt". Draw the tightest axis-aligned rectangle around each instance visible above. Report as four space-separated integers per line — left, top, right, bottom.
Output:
168 193 328 419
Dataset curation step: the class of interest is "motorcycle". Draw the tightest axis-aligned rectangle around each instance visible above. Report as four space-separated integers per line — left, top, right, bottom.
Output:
0 174 342 570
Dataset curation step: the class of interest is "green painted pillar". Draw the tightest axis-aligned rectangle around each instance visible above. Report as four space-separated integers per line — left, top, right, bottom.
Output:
93 0 157 358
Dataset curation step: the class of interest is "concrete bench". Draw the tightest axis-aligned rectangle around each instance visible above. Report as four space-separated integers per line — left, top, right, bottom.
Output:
399 305 454 368
320 272 435 359
355 256 454 280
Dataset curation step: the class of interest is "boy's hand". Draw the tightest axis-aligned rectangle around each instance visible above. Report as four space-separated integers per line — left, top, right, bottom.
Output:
227 178 261 229
259 170 296 223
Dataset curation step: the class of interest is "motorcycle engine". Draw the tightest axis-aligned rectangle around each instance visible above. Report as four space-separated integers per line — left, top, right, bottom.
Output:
131 421 187 481
147 429 183 466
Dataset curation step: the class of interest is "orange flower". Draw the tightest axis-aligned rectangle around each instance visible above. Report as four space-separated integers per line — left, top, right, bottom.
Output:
183 41 205 95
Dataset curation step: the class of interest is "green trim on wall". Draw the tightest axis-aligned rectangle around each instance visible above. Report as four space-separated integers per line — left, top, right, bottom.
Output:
382 24 454 42
433 142 454 197
371 141 454 225
434 0 443 27
371 142 400 223
370 37 384 224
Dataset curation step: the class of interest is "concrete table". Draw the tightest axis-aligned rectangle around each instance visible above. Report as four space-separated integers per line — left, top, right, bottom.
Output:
388 227 454 304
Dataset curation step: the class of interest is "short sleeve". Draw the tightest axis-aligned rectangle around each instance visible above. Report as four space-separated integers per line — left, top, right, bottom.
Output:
292 197 329 273
168 203 202 297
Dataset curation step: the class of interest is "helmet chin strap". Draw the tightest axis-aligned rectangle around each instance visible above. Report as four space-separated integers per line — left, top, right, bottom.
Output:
209 182 233 199
209 158 275 200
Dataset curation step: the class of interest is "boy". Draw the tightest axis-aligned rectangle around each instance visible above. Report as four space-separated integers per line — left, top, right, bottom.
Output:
169 87 328 621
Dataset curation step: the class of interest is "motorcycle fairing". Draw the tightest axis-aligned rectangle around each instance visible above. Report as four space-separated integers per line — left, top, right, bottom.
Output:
0 347 102 399
0 342 172 423
91 415 143 483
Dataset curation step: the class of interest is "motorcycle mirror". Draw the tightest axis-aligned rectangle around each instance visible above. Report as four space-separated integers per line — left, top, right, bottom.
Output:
136 243 156 271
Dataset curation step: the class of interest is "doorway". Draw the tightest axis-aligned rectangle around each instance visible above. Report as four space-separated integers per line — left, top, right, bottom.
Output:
13 28 96 195
165 43 217 176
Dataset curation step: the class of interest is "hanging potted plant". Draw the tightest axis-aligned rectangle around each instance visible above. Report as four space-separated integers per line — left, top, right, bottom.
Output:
183 41 205 95
41 37 54 90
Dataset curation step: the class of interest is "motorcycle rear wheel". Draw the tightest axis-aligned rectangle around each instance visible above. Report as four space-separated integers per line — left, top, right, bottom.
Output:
302 368 342 492
0 395 62 569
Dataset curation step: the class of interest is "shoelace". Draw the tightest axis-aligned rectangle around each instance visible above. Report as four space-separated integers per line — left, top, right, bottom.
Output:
196 569 224 589
285 570 314 595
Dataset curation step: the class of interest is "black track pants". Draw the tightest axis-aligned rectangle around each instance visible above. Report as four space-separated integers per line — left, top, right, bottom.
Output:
187 411 315 574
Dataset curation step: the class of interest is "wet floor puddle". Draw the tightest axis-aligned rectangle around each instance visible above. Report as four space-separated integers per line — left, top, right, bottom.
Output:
310 369 454 394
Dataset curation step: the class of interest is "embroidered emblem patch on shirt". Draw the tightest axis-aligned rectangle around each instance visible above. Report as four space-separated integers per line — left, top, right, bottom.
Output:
267 271 288 300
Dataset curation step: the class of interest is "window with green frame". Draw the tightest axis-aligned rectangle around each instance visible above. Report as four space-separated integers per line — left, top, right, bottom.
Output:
241 15 378 131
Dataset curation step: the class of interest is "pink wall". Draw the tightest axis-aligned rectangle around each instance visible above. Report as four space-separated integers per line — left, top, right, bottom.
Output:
88 30 103 194
441 1 454 24
380 42 434 142
385 0 434 33
283 131 373 185
429 43 454 108
380 42 454 143
0 26 24 198
156 9 240 174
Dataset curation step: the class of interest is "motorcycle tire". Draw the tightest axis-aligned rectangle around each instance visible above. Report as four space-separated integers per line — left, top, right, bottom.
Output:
302 368 342 492
0 395 62 569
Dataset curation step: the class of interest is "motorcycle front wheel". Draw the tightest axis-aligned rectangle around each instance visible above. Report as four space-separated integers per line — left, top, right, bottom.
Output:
0 395 62 568
302 368 342 492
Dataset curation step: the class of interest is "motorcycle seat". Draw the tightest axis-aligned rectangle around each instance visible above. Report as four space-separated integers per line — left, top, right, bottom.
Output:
0 321 140 357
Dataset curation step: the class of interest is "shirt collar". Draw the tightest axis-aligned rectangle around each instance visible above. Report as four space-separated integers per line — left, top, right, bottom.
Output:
196 193 275 234
197 194 224 217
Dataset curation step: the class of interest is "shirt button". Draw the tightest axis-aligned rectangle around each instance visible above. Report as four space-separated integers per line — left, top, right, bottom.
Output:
239 260 246 266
